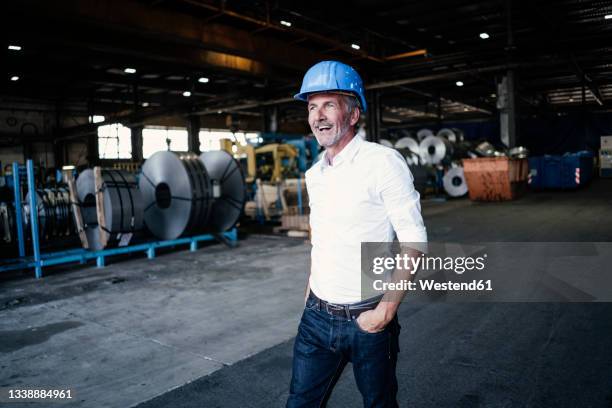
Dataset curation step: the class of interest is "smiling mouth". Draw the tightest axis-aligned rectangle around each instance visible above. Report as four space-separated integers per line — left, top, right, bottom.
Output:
316 124 333 131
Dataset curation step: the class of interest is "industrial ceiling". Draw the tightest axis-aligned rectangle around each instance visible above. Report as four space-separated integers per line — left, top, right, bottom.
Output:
2 0 611 135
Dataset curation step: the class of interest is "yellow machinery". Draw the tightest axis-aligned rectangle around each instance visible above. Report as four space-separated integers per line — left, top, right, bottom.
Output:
220 140 297 183
254 143 298 182
219 140 299 221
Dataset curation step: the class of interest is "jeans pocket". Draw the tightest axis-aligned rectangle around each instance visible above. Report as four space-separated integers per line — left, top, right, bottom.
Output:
352 318 386 335
304 297 318 311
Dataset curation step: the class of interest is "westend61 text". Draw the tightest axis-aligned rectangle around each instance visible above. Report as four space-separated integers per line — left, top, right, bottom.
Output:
373 279 493 292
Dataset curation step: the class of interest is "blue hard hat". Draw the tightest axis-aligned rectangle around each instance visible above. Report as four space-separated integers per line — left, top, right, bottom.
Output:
294 61 367 112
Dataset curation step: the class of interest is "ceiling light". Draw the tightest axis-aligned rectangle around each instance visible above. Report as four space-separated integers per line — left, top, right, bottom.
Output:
10 76 19 81
142 102 150 107
479 32 490 39
124 67 136 74
490 93 496 98
464 107 469 111
456 81 464 87
198 77 209 83
182 91 191 97
351 43 360 50
605 14 612 19
280 20 292 27
8 45 21 51
569 98 574 102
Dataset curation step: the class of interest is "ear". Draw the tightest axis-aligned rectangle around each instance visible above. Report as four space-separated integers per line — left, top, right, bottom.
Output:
350 108 360 126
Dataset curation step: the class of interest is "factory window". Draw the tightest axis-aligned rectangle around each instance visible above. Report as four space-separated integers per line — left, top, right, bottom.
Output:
142 127 189 159
98 123 132 159
199 130 261 152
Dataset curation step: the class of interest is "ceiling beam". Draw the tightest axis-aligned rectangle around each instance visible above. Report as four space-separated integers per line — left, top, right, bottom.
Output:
570 56 604 106
6 0 326 76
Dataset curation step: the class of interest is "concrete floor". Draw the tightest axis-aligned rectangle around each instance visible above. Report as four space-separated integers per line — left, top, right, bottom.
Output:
1 179 612 407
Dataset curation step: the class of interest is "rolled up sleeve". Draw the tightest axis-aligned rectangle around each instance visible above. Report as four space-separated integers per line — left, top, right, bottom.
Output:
377 150 428 248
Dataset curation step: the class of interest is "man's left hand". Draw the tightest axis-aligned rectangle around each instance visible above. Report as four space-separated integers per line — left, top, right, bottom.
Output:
355 307 393 333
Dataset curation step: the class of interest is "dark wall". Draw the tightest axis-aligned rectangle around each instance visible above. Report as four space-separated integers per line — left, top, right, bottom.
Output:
409 112 612 155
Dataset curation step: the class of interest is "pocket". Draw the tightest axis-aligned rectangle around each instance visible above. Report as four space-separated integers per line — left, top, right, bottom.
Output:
352 318 386 335
304 297 318 311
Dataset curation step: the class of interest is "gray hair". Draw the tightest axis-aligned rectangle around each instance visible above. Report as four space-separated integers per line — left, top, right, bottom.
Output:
341 95 360 115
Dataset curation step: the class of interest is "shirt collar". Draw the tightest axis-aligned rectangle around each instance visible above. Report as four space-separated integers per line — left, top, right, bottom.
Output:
320 135 363 170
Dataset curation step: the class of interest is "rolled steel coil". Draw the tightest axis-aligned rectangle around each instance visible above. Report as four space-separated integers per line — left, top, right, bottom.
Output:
419 135 453 165
509 146 529 159
379 139 394 148
394 136 420 166
139 151 212 240
23 187 73 240
77 169 143 250
443 167 468 197
198 150 246 232
416 128 434 142
436 128 464 143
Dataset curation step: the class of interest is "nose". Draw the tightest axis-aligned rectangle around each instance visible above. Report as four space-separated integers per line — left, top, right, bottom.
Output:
311 106 326 122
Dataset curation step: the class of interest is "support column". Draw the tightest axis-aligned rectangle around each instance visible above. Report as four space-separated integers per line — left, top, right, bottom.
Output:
86 133 99 165
499 0 518 148
187 115 200 154
366 90 381 143
498 72 517 148
131 126 143 162
262 106 278 134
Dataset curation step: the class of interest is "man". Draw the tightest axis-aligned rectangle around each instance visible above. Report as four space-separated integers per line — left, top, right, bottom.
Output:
286 61 427 408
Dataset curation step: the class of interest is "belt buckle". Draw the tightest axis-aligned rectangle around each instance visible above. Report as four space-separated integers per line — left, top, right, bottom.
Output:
326 302 352 320
325 302 341 315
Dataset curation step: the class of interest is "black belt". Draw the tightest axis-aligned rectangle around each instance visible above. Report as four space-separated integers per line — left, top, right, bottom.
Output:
308 291 381 320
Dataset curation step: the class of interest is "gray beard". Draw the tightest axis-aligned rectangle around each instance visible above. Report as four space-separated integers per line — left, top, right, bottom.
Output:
315 119 351 148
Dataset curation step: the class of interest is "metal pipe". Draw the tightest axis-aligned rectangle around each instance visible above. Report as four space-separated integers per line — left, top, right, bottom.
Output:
385 49 428 61
12 162 26 257
26 160 42 278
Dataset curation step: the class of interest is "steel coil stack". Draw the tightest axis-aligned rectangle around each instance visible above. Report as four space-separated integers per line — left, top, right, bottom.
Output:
77 169 143 250
23 187 73 240
139 151 213 240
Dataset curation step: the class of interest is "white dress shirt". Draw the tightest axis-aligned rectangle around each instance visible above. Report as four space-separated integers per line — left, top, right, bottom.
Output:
306 135 427 304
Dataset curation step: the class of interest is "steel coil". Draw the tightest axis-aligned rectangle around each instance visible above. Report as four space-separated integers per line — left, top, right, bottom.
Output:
443 167 468 197
77 169 143 250
416 128 434 141
419 135 452 165
23 187 73 240
199 150 246 232
509 146 529 159
436 128 464 143
139 151 212 240
379 139 394 148
394 137 420 166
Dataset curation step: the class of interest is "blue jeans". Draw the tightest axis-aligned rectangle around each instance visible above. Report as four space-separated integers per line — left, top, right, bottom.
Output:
287 295 400 408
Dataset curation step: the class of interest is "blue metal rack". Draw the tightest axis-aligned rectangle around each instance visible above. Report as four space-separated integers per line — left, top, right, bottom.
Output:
0 160 238 279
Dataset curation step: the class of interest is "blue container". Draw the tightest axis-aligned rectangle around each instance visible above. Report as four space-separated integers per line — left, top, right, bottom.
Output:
528 157 543 189
528 151 594 190
561 151 594 188
543 155 563 188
